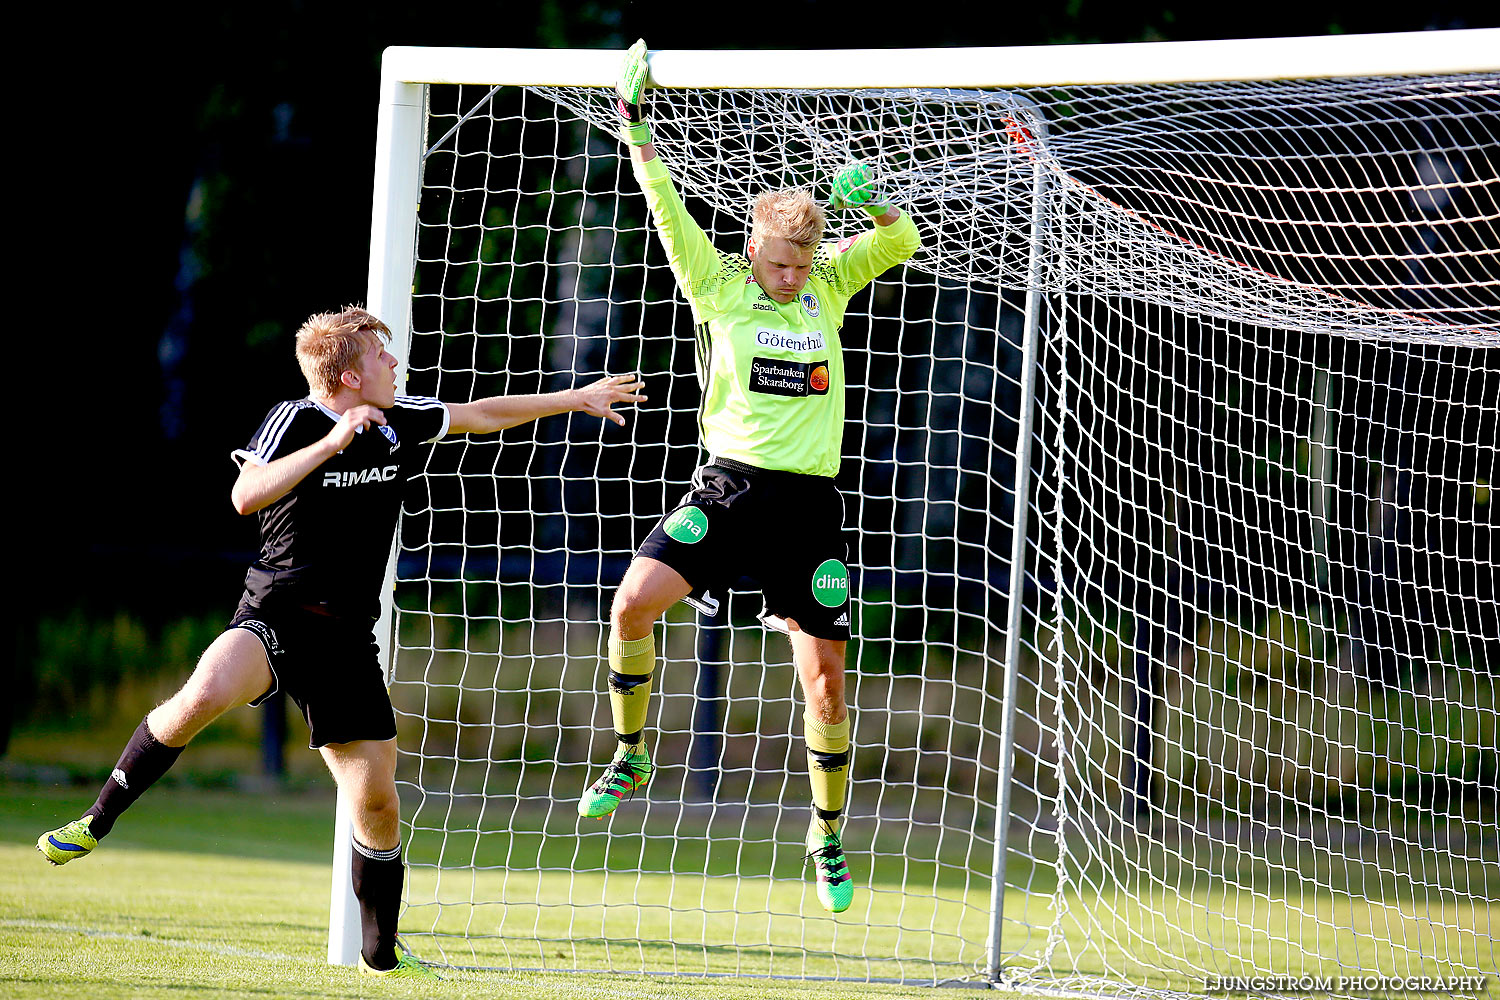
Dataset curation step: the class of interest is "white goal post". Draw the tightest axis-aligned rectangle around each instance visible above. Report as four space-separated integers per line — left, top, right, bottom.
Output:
338 29 1500 992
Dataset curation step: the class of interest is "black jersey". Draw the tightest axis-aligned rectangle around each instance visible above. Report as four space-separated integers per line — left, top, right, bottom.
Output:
232 395 449 621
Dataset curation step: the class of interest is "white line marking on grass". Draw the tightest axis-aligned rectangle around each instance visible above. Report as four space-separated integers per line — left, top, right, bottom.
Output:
2 919 318 964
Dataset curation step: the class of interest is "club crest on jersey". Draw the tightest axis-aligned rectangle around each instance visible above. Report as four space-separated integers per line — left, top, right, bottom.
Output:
801 292 820 317
379 425 398 446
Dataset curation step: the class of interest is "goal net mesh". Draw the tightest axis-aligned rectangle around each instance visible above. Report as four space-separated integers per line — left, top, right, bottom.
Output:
386 69 1498 992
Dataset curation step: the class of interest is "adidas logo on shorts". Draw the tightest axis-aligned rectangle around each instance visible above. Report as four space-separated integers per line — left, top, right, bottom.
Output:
834 612 849 627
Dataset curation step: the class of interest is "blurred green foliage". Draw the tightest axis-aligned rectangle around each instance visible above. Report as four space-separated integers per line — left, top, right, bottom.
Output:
24 612 223 730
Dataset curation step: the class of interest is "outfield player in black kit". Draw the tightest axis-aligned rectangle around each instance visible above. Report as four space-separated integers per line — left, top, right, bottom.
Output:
36 306 643 981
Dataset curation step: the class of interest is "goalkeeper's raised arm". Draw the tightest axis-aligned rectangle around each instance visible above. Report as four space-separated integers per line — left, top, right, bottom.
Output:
612 38 919 321
582 39 921 917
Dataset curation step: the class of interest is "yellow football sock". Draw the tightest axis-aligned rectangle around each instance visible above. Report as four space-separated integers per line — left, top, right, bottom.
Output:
608 630 655 755
804 712 850 847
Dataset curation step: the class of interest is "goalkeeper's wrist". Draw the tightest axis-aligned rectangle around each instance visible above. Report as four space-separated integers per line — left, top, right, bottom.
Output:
620 119 653 146
860 201 893 218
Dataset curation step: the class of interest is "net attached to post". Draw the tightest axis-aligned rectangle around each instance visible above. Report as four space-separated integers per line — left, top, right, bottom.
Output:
387 70 1498 992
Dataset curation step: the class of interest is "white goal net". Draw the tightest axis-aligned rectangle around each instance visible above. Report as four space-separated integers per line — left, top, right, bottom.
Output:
368 36 1499 992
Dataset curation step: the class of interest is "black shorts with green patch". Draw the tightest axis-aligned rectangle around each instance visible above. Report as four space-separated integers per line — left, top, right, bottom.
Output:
635 459 851 641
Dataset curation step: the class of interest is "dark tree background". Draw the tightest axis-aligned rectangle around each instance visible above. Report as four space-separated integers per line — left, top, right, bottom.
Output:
10 2 1495 733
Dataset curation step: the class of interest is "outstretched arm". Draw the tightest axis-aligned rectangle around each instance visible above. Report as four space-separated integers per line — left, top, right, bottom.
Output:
445 374 645 436
616 38 657 168
613 39 723 312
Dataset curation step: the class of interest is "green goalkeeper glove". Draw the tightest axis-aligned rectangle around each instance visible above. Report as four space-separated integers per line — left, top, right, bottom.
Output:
829 161 891 216
616 38 652 147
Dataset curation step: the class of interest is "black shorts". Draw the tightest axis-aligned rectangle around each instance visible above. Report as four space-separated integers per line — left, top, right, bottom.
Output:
229 599 396 749
636 460 852 641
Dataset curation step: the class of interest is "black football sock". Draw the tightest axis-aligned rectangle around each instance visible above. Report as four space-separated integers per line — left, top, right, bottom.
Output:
350 839 404 970
83 716 185 839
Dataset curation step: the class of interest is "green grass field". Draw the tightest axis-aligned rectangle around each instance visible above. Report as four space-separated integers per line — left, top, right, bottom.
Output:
0 782 1006 999
4 778 1494 998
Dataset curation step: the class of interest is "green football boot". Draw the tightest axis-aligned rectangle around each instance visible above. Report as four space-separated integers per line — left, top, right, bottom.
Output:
578 747 653 819
37 816 98 866
358 953 442 980
806 825 854 914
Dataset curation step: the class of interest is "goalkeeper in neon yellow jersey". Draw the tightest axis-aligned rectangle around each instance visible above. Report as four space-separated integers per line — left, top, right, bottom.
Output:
579 39 921 915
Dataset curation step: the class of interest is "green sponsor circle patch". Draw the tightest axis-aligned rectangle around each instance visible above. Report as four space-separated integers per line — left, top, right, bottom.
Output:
663 506 710 544
811 558 849 608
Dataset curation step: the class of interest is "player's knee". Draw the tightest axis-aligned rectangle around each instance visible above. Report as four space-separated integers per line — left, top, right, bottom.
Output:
353 785 401 834
804 682 846 723
365 793 400 825
610 590 658 639
171 633 269 725
798 661 847 721
158 679 233 734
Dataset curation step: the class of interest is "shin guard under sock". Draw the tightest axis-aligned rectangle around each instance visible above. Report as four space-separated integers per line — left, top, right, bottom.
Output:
350 839 404 970
804 712 850 847
84 716 185 839
608 630 655 754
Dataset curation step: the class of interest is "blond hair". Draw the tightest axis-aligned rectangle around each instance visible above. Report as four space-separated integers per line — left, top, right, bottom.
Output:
295 306 390 397
751 188 825 252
